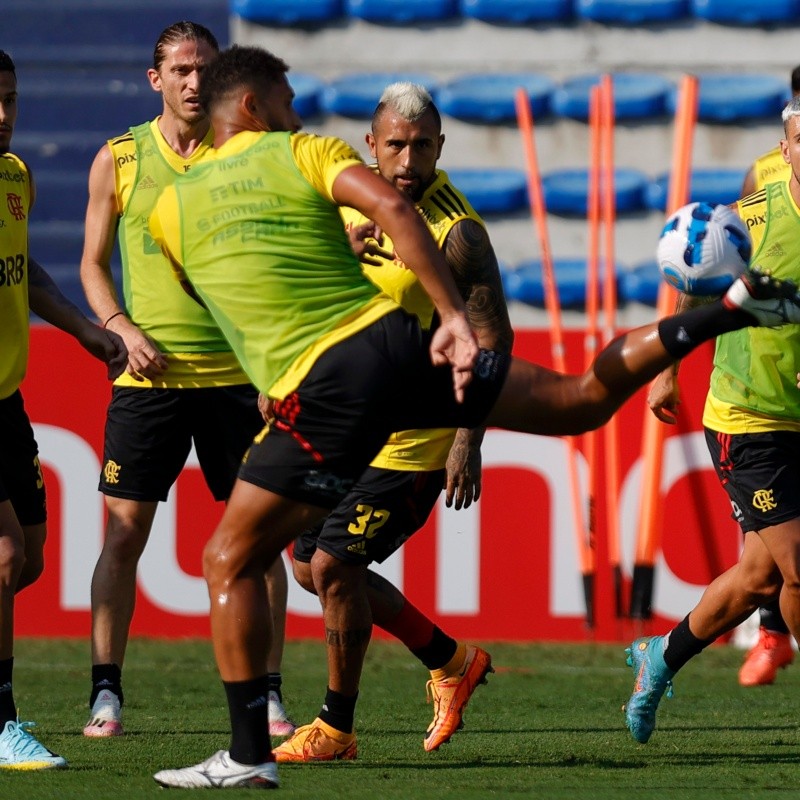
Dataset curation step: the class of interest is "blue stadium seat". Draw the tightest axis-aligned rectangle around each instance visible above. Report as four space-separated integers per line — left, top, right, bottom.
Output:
619 261 660 306
232 0 343 24
29 171 88 222
18 72 161 134
460 0 574 23
551 73 673 121
289 73 325 119
14 132 100 175
437 74 555 123
645 168 746 211
542 168 649 215
691 0 800 25
321 73 438 117
445 168 529 214
502 258 615 307
4 0 229 54
29 222 86 267
577 0 689 24
668 75 790 122
345 0 459 23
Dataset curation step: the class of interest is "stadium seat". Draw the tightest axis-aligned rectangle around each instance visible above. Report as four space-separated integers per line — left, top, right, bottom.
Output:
29 171 88 222
345 0 459 23
14 132 101 175
668 74 790 122
645 168 747 211
445 168 529 214
691 0 800 25
18 71 161 133
232 0 343 25
502 258 614 307
321 73 438 117
576 0 689 24
542 168 650 215
459 0 575 23
289 73 325 119
551 73 673 121
619 261 660 305
437 73 555 123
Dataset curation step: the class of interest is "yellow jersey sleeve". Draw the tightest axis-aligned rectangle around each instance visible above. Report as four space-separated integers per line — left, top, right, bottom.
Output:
289 133 364 201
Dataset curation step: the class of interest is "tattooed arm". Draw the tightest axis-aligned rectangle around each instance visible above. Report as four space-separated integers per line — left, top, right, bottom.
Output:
441 218 514 509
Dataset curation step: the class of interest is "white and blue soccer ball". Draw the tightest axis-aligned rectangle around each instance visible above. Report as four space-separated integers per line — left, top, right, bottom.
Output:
657 201 751 296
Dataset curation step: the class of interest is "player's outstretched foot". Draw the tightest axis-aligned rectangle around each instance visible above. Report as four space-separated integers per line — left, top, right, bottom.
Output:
624 636 674 744
273 718 356 763
83 688 123 737
724 268 800 325
153 751 279 789
0 718 67 770
424 644 494 752
739 627 795 687
268 691 297 738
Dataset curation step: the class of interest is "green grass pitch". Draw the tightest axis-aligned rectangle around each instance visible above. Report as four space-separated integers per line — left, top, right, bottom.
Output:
5 638 800 799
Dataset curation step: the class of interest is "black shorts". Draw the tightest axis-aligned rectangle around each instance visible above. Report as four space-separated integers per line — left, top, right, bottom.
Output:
293 466 445 565
101 384 264 502
239 309 509 509
0 390 46 525
705 428 800 533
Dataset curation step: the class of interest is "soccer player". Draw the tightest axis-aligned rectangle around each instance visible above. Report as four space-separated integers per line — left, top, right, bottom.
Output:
274 82 513 762
78 22 294 740
732 66 800 686
628 95 800 743
0 50 126 769
148 45 800 789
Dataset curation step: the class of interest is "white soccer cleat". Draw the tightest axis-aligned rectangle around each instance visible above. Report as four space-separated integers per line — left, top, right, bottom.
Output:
724 268 800 326
83 688 123 737
153 750 279 789
268 691 296 738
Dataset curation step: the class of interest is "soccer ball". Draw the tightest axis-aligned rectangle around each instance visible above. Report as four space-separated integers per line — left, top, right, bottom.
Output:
657 201 751 296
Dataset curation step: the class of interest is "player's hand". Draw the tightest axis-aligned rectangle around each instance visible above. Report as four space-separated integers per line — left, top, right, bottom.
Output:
648 367 680 424
445 433 482 510
76 322 129 380
348 221 394 266
257 393 275 423
105 315 169 380
429 311 478 403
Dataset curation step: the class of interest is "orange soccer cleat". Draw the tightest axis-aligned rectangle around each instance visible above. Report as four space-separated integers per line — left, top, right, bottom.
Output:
423 644 493 752
739 627 795 687
272 718 356 763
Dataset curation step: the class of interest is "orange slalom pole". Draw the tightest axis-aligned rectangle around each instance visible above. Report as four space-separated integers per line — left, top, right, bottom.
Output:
630 75 698 622
515 87 595 628
598 74 625 619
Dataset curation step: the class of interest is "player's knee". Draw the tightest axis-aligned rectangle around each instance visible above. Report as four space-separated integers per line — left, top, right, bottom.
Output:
0 536 24 588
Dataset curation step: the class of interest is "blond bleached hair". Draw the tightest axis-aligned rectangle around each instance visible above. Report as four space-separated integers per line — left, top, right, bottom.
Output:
372 82 441 130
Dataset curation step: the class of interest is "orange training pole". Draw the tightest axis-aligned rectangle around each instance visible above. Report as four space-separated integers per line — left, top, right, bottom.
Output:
598 75 625 619
515 87 595 627
629 75 698 621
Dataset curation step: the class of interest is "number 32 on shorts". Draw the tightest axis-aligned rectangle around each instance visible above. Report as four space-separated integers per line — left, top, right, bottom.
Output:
347 504 390 539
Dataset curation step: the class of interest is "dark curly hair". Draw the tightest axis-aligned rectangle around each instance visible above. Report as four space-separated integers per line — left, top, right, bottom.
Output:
0 51 16 75
198 45 288 113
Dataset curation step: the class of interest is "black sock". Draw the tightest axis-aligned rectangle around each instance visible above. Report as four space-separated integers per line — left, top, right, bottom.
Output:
223 675 272 765
0 658 15 725
663 615 714 672
760 600 789 634
267 673 282 703
318 687 357 734
90 663 123 708
658 302 753 360
411 626 458 671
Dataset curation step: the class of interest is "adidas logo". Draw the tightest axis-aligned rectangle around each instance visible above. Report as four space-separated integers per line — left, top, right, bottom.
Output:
764 242 785 258
137 174 158 190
